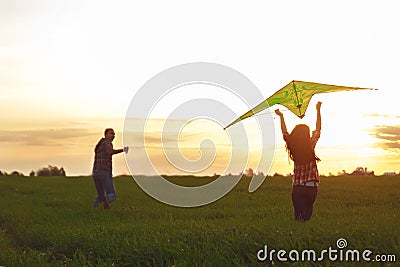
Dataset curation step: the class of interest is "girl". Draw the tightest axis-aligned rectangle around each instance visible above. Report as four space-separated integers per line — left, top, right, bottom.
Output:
275 102 322 221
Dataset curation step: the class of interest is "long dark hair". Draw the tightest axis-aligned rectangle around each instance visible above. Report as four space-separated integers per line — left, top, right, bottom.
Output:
285 124 320 165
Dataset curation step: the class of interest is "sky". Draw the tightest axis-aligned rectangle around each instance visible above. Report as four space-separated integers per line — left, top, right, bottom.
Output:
1 0 399 176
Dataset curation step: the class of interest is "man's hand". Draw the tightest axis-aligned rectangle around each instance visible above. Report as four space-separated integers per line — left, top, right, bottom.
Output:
123 146 129 154
275 109 283 117
316 101 322 110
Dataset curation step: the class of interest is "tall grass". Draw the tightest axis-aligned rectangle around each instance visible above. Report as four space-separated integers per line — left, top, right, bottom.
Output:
0 175 399 266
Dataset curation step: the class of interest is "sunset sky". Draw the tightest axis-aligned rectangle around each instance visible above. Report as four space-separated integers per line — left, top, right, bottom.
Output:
1 1 399 176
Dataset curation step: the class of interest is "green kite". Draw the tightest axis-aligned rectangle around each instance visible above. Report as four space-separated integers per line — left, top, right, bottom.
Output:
224 80 376 129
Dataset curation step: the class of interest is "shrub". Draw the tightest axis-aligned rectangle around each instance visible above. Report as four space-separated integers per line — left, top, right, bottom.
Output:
36 165 66 176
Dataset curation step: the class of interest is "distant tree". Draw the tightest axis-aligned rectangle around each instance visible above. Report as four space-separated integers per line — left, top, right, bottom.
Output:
29 170 35 177
37 167 49 176
10 171 24 176
245 168 254 177
37 165 66 176
0 171 3 176
60 167 66 176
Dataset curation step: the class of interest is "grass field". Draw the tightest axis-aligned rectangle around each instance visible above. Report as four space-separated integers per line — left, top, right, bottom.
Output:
0 175 399 266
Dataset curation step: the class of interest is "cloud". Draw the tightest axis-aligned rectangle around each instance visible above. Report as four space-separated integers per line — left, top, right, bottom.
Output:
363 113 390 118
370 125 400 151
373 142 400 150
373 125 400 140
0 128 97 146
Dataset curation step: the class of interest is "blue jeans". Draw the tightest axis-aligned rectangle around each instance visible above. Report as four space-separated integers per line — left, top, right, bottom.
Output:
92 170 116 208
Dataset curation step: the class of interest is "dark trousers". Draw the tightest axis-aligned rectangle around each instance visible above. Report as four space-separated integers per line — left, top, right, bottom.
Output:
291 185 318 221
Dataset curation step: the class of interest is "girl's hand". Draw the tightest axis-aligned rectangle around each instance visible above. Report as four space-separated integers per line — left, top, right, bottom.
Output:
275 109 283 116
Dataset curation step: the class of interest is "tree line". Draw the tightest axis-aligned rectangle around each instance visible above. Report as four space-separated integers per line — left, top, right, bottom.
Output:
0 165 66 177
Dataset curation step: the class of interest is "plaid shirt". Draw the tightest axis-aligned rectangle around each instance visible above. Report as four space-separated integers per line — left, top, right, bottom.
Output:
283 130 320 185
93 138 113 172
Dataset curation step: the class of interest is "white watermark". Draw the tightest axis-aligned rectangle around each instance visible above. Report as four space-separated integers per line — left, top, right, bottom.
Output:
257 238 397 263
123 62 275 207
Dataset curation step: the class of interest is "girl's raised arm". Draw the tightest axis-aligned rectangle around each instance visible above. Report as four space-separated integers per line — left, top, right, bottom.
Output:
275 109 288 134
316 102 322 131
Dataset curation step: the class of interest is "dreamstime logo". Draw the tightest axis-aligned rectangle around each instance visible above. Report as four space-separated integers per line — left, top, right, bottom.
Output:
257 238 397 263
336 238 348 249
123 62 275 207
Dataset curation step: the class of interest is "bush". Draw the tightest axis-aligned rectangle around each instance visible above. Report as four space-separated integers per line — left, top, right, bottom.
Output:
36 165 66 176
10 171 24 176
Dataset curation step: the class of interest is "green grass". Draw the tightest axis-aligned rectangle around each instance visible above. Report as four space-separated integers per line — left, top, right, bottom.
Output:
0 175 399 266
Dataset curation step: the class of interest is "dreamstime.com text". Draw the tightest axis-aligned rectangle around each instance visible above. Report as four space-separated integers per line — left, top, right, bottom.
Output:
257 238 396 263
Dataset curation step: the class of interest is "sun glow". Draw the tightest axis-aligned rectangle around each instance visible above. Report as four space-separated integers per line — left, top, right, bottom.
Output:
1 1 399 176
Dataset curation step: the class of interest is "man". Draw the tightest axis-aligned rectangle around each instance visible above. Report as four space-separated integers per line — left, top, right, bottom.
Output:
92 128 128 209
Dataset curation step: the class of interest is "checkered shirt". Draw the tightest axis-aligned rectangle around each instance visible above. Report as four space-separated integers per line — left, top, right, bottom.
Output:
283 130 321 184
93 138 113 172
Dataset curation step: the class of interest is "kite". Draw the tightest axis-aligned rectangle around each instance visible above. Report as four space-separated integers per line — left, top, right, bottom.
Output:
224 80 376 129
